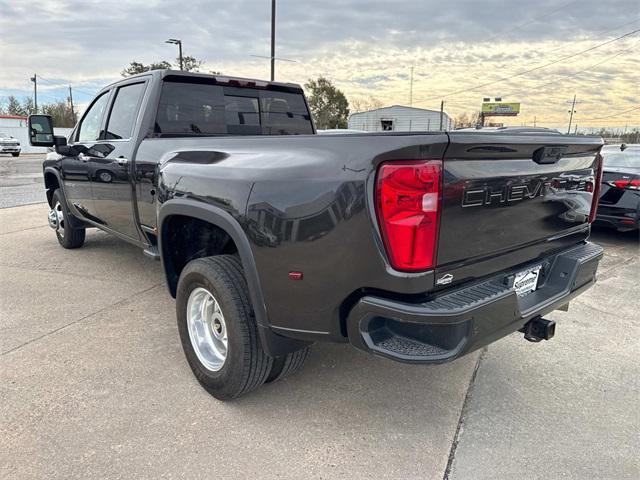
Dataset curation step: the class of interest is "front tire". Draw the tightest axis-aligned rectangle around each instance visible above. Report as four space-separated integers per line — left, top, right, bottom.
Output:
176 255 273 400
51 189 85 249
11 152 19 157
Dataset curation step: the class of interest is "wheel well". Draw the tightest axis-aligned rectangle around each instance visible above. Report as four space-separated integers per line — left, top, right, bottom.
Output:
44 172 60 206
161 215 238 297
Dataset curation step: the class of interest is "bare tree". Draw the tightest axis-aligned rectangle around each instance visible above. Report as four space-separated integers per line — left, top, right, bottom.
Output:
454 112 482 129
349 95 384 113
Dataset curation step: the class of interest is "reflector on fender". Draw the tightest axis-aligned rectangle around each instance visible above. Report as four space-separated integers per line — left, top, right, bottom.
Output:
375 160 442 272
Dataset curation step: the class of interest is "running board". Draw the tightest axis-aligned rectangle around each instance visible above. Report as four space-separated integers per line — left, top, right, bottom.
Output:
143 246 160 261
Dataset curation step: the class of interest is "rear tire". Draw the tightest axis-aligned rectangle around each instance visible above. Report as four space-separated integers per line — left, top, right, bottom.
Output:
266 346 311 383
176 255 273 400
51 189 85 249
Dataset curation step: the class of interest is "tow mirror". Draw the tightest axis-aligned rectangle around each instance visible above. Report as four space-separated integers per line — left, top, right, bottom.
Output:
28 115 55 147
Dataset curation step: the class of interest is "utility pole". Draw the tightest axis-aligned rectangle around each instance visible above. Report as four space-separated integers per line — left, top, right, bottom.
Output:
68 85 76 124
567 94 577 134
409 66 414 106
574 124 578 134
439 100 444 131
534 116 537 127
30 74 37 114
270 0 276 81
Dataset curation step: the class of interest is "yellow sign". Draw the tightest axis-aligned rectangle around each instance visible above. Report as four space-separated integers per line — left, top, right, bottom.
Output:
481 102 521 116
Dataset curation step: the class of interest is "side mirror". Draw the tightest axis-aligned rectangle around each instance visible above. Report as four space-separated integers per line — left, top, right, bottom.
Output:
28 115 55 147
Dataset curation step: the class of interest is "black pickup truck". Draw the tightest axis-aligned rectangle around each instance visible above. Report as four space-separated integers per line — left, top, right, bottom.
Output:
28 70 604 400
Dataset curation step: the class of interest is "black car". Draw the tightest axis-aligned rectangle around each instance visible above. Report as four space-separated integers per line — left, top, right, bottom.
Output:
595 144 640 231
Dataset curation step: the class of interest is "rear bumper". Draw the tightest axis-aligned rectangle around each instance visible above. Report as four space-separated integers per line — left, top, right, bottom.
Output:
595 208 639 231
346 242 603 363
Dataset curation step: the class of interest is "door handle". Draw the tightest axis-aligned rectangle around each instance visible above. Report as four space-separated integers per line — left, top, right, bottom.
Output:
116 157 129 166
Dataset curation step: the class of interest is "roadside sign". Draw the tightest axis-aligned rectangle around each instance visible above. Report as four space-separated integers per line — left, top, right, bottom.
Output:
481 102 520 116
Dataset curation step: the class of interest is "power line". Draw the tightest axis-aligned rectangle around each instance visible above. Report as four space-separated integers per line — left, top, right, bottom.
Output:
36 75 97 97
500 42 638 98
579 106 640 121
483 0 579 43
413 28 639 104
545 17 640 54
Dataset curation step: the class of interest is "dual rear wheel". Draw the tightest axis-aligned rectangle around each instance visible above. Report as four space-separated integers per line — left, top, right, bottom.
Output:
176 256 310 400
49 189 309 400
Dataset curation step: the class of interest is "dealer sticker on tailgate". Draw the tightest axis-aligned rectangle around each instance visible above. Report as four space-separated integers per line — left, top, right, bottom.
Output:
513 265 542 297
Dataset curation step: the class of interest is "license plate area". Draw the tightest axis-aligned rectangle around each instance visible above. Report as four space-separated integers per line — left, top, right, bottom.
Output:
513 265 542 297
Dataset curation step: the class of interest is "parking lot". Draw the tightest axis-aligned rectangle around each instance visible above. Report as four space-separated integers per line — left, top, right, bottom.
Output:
1 162 638 479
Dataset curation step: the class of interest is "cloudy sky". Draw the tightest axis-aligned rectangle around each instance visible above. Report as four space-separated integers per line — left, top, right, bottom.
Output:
0 0 638 130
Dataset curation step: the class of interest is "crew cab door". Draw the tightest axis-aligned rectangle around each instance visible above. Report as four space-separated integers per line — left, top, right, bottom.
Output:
61 91 111 220
88 80 147 240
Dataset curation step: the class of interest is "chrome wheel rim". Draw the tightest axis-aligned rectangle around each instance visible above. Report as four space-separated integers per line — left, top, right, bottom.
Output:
49 201 65 238
186 287 228 372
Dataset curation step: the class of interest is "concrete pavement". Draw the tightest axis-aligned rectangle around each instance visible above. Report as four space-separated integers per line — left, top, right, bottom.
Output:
0 154 47 209
1 203 478 480
448 228 640 480
0 203 638 479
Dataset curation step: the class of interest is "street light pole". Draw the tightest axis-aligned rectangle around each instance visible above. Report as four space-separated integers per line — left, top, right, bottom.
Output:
30 74 37 114
166 39 183 70
270 0 276 81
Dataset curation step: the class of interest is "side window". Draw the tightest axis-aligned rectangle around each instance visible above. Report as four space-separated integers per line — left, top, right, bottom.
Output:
105 83 146 140
155 82 226 135
77 92 110 143
260 91 314 135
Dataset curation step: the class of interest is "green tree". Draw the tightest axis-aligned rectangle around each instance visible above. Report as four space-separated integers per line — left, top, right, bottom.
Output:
6 95 26 115
304 77 349 129
121 60 173 77
121 56 206 77
42 100 75 127
181 55 204 72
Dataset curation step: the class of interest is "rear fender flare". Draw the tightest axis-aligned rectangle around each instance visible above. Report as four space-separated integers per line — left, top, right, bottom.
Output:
158 199 309 357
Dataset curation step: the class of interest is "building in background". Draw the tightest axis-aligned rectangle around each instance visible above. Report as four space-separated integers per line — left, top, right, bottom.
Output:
0 115 28 128
0 115 72 153
348 105 453 132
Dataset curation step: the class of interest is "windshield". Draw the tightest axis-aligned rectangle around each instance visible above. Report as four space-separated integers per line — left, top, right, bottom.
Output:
602 147 640 168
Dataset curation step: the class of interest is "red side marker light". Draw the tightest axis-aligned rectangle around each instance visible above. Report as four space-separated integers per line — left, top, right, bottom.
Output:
288 271 304 280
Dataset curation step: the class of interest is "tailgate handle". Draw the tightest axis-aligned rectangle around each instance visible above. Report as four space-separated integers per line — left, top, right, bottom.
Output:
532 146 567 164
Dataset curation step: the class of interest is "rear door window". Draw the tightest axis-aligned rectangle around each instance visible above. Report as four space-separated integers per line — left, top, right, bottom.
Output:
154 80 313 136
105 82 146 140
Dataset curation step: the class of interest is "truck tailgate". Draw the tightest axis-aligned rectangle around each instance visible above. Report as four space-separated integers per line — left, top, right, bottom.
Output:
436 131 603 284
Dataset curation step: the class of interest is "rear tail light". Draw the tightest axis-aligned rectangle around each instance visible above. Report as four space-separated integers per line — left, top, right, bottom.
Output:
375 160 442 271
589 153 604 223
606 178 640 190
